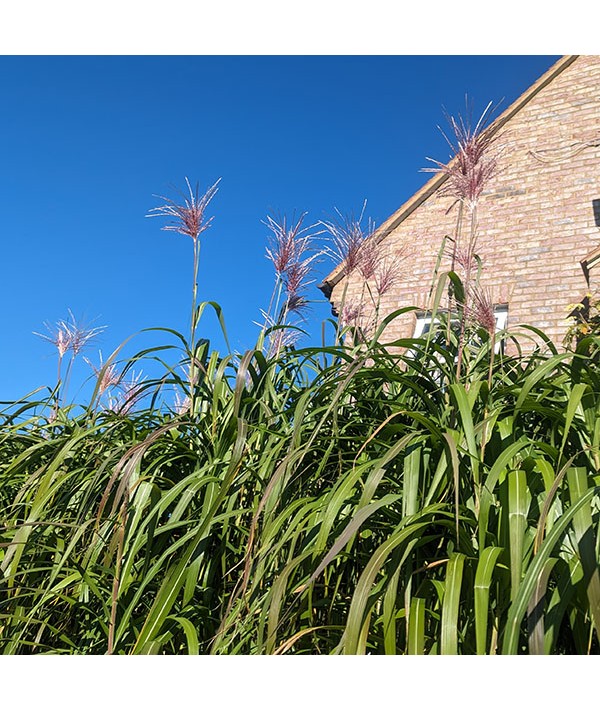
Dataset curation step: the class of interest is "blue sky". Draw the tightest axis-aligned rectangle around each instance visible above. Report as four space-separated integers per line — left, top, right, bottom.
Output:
0 55 562 403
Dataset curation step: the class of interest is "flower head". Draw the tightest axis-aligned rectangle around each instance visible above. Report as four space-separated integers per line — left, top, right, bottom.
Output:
33 321 71 358
67 313 106 356
340 301 364 329
445 243 479 275
265 213 309 276
469 286 496 336
111 370 146 415
84 351 121 395
147 177 220 241
374 253 405 297
33 323 72 357
264 212 322 326
265 213 321 280
356 237 381 280
34 310 105 357
321 203 376 274
174 392 190 415
283 255 317 303
424 101 503 209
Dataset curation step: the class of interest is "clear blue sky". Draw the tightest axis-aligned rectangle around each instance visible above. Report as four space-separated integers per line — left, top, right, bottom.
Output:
0 55 561 403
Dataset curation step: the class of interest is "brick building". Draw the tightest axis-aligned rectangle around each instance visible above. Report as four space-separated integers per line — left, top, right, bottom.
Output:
319 55 600 349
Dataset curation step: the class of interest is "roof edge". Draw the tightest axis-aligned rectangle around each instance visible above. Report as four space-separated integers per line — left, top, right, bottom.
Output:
319 55 579 294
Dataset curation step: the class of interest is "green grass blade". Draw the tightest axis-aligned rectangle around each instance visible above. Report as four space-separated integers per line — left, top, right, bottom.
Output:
131 419 248 654
502 487 599 654
474 546 503 655
526 557 557 655
567 467 600 641
507 468 529 601
440 552 466 655
407 597 426 655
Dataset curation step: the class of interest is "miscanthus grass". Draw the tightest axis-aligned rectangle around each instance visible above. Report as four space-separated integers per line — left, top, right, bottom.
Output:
1 174 599 655
2 300 599 653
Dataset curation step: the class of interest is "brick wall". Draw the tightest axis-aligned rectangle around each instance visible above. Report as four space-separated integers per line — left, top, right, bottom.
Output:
327 56 600 350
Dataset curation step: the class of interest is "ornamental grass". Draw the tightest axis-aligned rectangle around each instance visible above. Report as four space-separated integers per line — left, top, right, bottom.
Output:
1 276 599 653
1 162 599 654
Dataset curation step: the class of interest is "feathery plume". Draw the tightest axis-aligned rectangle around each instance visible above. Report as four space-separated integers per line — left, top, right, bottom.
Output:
34 322 72 357
65 311 106 356
112 370 146 415
265 213 313 277
84 351 120 395
424 101 503 209
147 177 220 241
263 212 322 333
374 249 406 297
339 302 365 329
34 310 105 357
469 286 497 336
174 392 191 415
356 236 380 280
283 256 317 304
321 203 376 274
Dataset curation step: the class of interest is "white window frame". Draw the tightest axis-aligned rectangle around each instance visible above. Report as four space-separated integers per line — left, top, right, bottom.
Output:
411 305 508 353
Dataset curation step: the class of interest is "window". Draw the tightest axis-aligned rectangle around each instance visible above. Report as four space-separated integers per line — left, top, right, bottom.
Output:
411 305 508 353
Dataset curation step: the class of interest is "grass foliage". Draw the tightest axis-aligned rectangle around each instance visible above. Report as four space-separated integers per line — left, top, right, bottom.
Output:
1 299 599 654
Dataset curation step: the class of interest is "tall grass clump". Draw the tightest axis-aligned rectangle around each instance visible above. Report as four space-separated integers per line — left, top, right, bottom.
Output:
1 165 599 654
